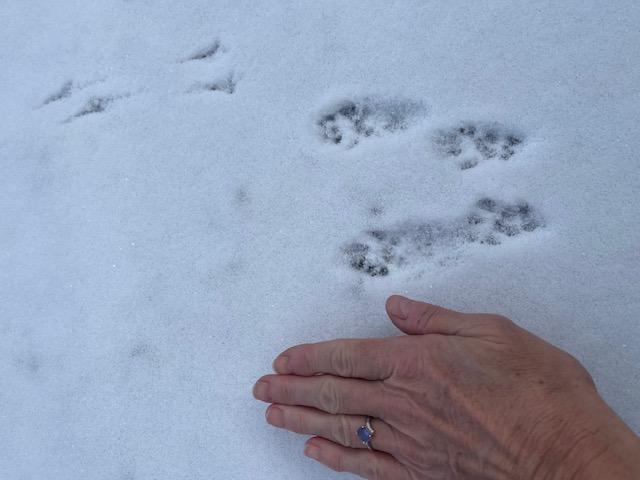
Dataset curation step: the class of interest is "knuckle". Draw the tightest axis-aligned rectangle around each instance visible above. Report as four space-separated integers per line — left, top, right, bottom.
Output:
329 451 346 472
416 304 443 330
291 410 307 433
318 377 341 414
332 415 353 447
299 345 316 373
275 378 293 401
330 345 352 377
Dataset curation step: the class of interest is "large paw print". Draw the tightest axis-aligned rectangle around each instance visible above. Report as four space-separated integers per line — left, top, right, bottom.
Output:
433 122 524 170
342 197 543 277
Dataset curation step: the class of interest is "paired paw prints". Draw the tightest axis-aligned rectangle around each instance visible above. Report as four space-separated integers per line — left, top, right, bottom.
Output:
40 40 237 123
315 97 525 169
316 97 543 277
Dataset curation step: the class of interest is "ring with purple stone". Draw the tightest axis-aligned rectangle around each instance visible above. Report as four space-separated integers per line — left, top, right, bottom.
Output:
356 416 376 450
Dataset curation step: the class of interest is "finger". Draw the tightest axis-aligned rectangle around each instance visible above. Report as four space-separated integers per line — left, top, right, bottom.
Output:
265 404 408 456
304 436 411 480
254 374 386 417
386 295 471 336
273 338 395 380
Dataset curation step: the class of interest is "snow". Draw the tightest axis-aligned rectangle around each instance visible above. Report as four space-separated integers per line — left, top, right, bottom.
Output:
1 1 639 478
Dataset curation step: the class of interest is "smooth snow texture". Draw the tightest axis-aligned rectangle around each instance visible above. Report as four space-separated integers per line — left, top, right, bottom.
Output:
1 1 639 479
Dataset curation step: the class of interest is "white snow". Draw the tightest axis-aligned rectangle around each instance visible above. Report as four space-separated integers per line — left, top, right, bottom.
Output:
1 1 639 478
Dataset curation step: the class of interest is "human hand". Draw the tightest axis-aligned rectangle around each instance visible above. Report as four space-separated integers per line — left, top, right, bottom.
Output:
253 296 640 479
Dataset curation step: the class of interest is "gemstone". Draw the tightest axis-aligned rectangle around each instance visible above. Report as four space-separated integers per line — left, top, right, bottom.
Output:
357 425 372 443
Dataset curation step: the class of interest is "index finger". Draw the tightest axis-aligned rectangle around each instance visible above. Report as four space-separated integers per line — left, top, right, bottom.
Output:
273 338 396 380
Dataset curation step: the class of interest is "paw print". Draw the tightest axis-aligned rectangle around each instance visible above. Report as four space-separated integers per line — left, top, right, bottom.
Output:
433 122 524 170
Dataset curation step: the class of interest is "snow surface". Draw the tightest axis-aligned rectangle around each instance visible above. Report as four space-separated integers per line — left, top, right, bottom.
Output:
1 1 639 478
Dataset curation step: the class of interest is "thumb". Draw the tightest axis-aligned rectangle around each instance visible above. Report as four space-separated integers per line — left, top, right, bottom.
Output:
385 295 470 335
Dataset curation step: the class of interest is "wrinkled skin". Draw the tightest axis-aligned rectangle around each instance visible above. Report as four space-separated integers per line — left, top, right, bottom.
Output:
253 296 640 479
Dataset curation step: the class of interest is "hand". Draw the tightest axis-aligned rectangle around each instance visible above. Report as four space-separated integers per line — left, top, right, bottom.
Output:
253 296 640 479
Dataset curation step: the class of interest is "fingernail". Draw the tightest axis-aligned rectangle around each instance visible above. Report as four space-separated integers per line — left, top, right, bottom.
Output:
253 380 270 401
273 355 290 374
388 295 412 319
304 442 320 460
266 405 284 427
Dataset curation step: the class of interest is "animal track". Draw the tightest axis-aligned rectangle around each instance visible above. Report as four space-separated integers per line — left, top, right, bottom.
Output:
318 97 426 148
40 78 107 108
43 80 74 105
342 197 543 277
433 122 524 170
66 95 116 121
188 73 237 95
41 40 236 122
184 40 221 62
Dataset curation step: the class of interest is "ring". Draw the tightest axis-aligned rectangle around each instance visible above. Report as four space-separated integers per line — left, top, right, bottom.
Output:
356 416 376 450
